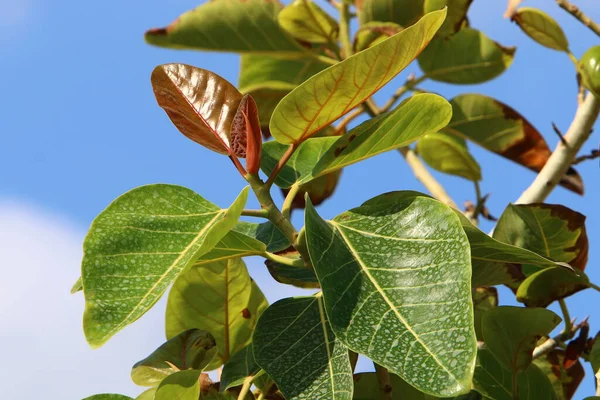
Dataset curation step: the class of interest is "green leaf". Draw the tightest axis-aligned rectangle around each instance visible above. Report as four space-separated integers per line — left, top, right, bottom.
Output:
445 94 583 194
155 370 201 400
253 296 354 400
82 185 248 348
354 22 403 53
269 9 447 144
494 203 589 270
513 7 569 52
482 306 561 373
220 344 263 392
417 132 481 181
71 276 82 294
278 0 338 44
473 347 558 400
263 94 452 187
131 329 218 387
83 396 133 400
231 221 291 253
239 55 328 127
473 287 497 342
357 0 424 28
424 0 472 37
166 258 268 370
266 258 320 288
305 192 476 396
418 28 515 84
145 0 303 56
135 388 157 400
516 267 589 308
590 337 600 374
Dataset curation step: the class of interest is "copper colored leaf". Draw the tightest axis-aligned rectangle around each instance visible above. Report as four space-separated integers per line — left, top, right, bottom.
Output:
231 95 262 173
152 64 244 156
534 349 585 400
446 94 584 194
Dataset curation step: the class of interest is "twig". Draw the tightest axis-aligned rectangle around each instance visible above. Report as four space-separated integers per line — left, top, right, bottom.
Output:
380 74 428 114
572 148 600 164
559 299 572 336
533 319 586 359
335 107 365 134
374 363 393 400
552 122 568 146
516 94 600 204
557 0 600 37
282 184 301 219
237 376 253 400
242 209 269 218
266 144 297 188
339 2 354 58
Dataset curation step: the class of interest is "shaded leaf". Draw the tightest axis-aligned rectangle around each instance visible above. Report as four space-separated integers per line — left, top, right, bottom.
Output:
354 22 403 53
83 396 133 400
473 347 557 400
534 349 585 400
418 28 515 84
263 94 452 187
424 0 472 37
278 0 338 44
266 250 320 288
269 9 446 144
305 192 476 396
417 132 481 181
513 7 569 52
82 185 248 348
229 221 291 253
494 203 588 270
155 370 201 400
590 335 600 374
151 64 244 156
473 287 498 341
165 258 268 370
253 296 353 400
220 344 263 392
283 170 342 210
131 329 217 386
446 94 584 194
482 306 561 373
516 267 589 308
145 0 303 55
356 0 424 28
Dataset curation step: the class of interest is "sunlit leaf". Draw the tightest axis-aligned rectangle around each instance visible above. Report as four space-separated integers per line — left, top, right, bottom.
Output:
253 296 354 399
305 192 476 396
220 344 263 392
516 267 589 308
417 132 481 181
424 0 472 37
71 276 82 294
473 287 498 341
145 0 303 55
269 9 446 144
151 64 244 156
446 94 584 194
534 349 585 400
82 185 248 348
278 0 338 44
357 0 424 28
131 329 217 387
482 306 561 373
513 7 569 52
494 203 589 270
165 258 268 370
155 370 201 400
473 347 557 400
354 22 403 52
263 94 452 186
135 388 157 400
418 28 515 84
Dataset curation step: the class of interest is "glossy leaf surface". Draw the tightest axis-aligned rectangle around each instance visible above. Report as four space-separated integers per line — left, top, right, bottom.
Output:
155 370 201 400
305 192 476 396
516 267 589 308
220 344 262 392
418 28 515 84
165 258 268 370
253 296 354 400
473 348 557 400
278 0 338 44
145 0 303 55
131 329 217 386
82 185 248 348
482 306 561 372
513 7 569 52
151 64 244 156
269 9 446 144
417 132 481 181
446 94 584 194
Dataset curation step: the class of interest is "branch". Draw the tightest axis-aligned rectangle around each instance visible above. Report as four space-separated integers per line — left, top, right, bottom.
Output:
380 74 428 114
339 2 354 58
374 363 393 400
516 94 600 204
242 209 269 218
557 0 600 37
266 144 297 188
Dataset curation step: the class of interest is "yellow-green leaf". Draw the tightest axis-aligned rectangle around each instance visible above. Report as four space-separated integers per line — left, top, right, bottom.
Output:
424 0 472 37
357 0 424 28
513 7 569 52
278 0 339 44
417 132 481 181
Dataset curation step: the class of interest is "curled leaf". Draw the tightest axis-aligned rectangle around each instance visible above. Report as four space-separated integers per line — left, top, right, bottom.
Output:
231 95 262 173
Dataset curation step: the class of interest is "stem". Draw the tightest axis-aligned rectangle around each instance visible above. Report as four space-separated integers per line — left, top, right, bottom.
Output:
282 184 301 219
266 144 297 188
398 147 459 209
589 282 600 293
339 2 354 58
511 372 519 400
264 251 305 267
335 107 365 134
516 94 600 204
557 0 600 37
558 299 572 336
230 155 248 177
374 363 393 400
380 75 428 114
237 376 253 400
242 209 269 218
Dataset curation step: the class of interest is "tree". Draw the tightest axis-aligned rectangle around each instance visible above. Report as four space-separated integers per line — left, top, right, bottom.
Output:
74 0 600 399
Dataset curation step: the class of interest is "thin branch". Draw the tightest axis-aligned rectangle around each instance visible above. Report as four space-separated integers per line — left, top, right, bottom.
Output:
237 376 253 400
335 107 365 134
572 148 600 165
266 144 297 188
230 155 248 177
516 94 600 204
557 0 600 37
339 2 354 58
533 319 586 359
242 209 269 218
380 74 429 114
374 363 393 400
282 184 301 219
558 299 572 336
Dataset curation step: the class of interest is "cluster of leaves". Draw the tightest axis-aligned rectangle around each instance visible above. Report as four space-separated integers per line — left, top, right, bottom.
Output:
76 0 600 399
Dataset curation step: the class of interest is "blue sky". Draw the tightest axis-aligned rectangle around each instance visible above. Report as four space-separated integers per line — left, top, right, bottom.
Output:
1 0 600 398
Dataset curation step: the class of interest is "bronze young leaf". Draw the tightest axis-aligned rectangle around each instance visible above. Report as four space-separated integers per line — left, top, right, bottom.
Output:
231 95 262 174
